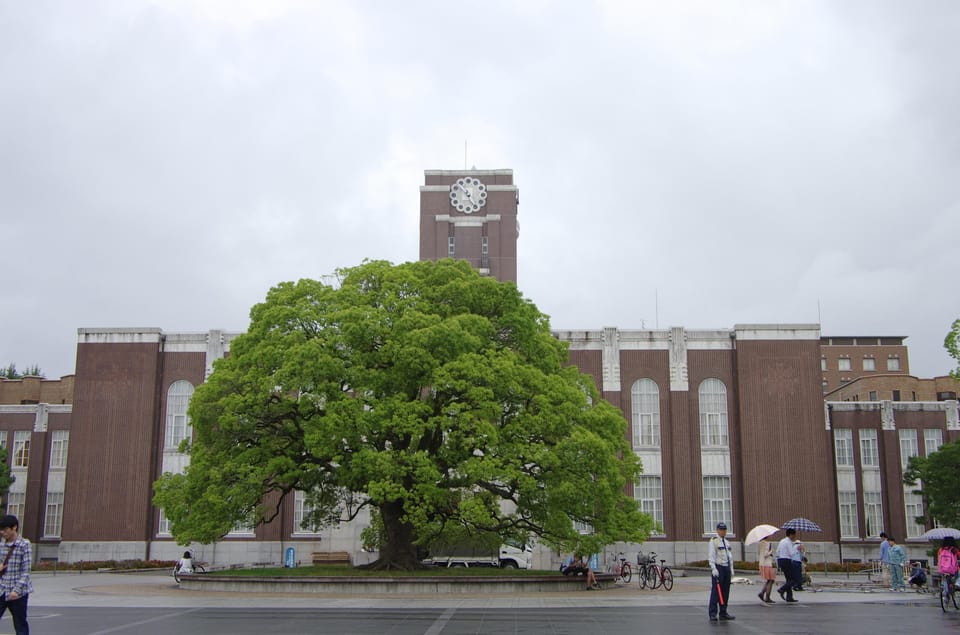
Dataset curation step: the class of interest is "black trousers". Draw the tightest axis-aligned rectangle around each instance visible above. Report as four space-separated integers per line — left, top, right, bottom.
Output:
777 558 795 600
709 565 732 617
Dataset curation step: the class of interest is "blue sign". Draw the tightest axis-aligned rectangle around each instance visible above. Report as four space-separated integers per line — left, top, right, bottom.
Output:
284 547 295 568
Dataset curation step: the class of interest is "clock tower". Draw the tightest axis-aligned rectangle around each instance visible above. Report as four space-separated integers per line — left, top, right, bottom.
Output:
419 169 519 284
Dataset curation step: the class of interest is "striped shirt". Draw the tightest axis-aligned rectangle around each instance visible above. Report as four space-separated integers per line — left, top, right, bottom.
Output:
0 537 33 597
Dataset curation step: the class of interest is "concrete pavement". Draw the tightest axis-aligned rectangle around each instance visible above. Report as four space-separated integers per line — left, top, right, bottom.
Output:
28 570 942 611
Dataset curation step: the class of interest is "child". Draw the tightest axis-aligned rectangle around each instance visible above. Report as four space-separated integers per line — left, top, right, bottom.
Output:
886 536 906 592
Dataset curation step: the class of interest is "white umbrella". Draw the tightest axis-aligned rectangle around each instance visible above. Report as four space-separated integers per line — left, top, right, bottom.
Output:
920 527 960 540
744 524 780 546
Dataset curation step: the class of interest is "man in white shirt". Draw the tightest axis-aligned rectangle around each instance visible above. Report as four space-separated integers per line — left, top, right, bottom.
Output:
707 522 735 621
776 528 800 602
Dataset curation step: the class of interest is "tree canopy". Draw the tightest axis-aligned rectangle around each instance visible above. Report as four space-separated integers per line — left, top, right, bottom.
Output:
904 439 960 529
947 318 960 380
154 259 653 568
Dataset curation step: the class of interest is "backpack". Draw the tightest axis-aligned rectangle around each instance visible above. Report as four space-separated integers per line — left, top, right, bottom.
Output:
938 547 959 575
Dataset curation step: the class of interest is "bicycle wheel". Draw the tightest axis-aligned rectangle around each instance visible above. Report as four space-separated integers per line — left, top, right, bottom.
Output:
173 568 181 584
622 563 632 584
661 567 673 591
942 588 949 612
650 566 662 589
195 564 206 574
637 565 647 589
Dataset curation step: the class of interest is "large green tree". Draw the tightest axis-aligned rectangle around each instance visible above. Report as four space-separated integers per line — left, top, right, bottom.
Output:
904 439 960 528
154 259 653 569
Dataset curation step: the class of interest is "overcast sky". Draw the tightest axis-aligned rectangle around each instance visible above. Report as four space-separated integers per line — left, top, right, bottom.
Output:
2 0 958 381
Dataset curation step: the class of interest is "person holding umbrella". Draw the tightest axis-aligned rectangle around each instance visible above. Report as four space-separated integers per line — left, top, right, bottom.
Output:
776 528 800 603
707 522 735 621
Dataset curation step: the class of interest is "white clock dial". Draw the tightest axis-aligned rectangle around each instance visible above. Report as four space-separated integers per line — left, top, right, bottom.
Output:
449 177 487 214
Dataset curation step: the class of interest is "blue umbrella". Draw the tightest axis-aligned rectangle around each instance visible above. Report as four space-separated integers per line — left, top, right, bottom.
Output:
782 518 822 532
920 527 960 540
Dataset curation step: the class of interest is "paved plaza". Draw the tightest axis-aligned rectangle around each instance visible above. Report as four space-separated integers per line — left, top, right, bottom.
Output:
6 570 957 634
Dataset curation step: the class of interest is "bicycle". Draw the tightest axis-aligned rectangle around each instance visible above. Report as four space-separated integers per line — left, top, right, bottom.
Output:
173 561 206 583
941 573 959 612
637 551 673 591
607 552 632 584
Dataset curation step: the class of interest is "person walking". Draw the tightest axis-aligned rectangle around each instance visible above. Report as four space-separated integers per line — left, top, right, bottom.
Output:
757 536 776 603
886 536 907 592
776 528 800 603
791 540 806 591
0 514 32 635
708 522 735 621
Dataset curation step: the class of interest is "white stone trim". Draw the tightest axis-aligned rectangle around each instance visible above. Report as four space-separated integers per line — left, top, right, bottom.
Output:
432 214 501 225
734 324 821 340
602 327 621 392
424 169 513 177
77 328 162 344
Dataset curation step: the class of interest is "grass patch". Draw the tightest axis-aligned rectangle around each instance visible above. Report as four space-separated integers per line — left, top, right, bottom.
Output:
213 566 559 577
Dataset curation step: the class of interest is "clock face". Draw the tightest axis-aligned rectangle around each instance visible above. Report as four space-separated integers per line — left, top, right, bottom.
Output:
449 177 487 214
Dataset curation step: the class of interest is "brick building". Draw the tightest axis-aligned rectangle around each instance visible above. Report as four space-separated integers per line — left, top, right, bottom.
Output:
1 168 957 567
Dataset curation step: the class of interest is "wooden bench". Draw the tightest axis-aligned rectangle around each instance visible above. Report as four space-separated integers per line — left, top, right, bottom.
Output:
311 551 352 566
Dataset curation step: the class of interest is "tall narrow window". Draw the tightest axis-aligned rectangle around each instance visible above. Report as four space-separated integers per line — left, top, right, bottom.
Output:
293 490 321 535
834 429 854 467
838 491 859 537
165 381 195 450
49 430 69 469
904 492 925 538
43 492 64 538
863 491 883 538
702 476 732 535
859 429 879 468
448 236 455 257
158 510 172 536
6 492 24 521
12 431 30 468
898 429 918 470
635 476 664 535
631 379 661 448
698 379 728 448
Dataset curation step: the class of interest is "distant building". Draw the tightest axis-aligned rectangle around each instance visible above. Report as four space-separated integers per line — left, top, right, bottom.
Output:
819 336 909 394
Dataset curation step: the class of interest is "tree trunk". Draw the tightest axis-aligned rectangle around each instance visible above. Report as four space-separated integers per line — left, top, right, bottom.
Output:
366 500 422 570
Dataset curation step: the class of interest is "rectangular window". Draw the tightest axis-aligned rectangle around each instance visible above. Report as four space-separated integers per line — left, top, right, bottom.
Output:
12 431 29 468
820 358 827 371
892 390 901 402
158 510 171 536
924 429 943 455
49 430 69 469
822 380 829 393
0 432 6 450
43 491 64 538
904 492 925 538
863 491 883 538
859 429 879 467
634 413 660 447
293 490 321 534
899 429 918 471
838 491 859 538
834 429 854 467
635 476 664 535
869 391 878 400
887 358 900 371
6 492 24 521
838 358 851 371
862 358 875 371
700 413 728 448
702 476 732 535
447 236 455 257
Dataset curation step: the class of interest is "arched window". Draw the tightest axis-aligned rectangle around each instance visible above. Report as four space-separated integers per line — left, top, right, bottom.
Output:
631 379 660 448
698 378 728 448
165 380 195 450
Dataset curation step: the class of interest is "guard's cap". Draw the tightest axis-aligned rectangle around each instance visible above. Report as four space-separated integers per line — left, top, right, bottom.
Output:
716 522 727 530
